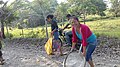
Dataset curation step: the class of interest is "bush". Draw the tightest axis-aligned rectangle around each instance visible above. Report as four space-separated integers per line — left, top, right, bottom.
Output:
95 33 100 37
18 24 23 29
5 33 13 38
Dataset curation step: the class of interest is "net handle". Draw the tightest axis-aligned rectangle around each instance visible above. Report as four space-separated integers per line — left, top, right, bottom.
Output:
78 44 87 67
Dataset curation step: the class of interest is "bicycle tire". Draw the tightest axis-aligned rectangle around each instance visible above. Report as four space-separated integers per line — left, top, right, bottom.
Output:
63 51 72 67
63 44 86 67
63 51 86 67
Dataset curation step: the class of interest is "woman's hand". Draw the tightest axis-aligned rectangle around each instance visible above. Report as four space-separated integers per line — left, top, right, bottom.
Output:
51 31 53 35
70 43 76 52
82 51 86 57
82 46 86 57
50 31 54 37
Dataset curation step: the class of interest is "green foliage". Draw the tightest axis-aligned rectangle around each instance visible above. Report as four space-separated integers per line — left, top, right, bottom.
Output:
26 31 39 38
5 33 13 38
7 0 58 28
67 0 106 16
86 17 120 38
2 0 120 39
55 2 69 22
110 0 120 17
84 15 112 21
3 17 120 39
27 0 58 26
17 23 23 29
4 27 50 38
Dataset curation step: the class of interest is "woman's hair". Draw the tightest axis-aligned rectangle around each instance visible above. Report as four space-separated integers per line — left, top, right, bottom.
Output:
46 14 54 19
72 16 79 22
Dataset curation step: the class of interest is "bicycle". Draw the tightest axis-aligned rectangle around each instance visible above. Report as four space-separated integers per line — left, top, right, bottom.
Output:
58 28 73 45
58 28 81 49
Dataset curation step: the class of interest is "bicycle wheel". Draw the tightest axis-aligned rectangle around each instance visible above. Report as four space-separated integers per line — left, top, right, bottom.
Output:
63 45 86 67
63 51 86 67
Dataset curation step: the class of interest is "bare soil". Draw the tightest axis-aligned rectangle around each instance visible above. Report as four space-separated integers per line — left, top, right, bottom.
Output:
0 36 120 67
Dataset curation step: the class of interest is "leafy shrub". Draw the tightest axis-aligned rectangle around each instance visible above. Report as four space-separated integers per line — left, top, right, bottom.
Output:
5 33 13 38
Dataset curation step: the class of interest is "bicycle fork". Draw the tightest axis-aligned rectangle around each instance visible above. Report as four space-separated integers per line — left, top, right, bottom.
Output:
79 44 86 67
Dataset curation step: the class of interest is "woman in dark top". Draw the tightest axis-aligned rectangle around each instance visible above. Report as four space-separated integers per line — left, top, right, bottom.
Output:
46 14 63 55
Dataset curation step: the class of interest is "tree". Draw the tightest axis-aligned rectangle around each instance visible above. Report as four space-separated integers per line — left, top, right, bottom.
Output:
55 2 69 22
7 0 58 38
0 1 9 38
91 0 106 16
67 0 106 16
29 0 58 38
110 0 120 17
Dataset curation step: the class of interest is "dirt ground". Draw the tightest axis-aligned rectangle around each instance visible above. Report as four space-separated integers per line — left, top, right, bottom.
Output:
0 36 120 67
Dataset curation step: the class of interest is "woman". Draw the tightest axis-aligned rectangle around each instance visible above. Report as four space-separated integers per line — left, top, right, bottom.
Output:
70 16 97 67
46 14 63 55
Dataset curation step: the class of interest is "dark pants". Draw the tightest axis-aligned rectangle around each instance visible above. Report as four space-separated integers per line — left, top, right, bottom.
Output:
86 40 97 61
53 31 59 40
65 31 72 45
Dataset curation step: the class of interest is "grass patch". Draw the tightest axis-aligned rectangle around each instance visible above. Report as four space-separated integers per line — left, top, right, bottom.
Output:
4 17 120 39
5 27 51 38
85 18 120 38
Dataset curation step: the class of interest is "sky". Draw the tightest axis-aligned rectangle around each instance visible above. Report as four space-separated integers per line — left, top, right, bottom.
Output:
103 0 112 8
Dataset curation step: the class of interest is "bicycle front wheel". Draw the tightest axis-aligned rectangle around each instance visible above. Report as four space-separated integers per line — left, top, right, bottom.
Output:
63 51 86 67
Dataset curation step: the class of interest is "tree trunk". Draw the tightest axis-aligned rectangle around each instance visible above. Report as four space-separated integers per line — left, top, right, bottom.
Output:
6 22 9 38
36 0 48 38
44 15 48 38
1 20 6 39
115 12 118 17
32 28 34 38
83 9 86 24
22 29 24 38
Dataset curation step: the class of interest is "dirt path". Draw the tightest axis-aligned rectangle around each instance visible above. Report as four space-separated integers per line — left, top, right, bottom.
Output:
0 37 120 67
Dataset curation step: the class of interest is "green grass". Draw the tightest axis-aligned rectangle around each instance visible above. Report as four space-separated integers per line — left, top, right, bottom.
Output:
5 27 50 38
85 17 120 38
4 17 120 38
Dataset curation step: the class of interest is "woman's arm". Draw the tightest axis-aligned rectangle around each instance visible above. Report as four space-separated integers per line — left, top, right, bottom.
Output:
63 23 70 30
81 25 88 56
71 27 78 51
72 27 77 43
